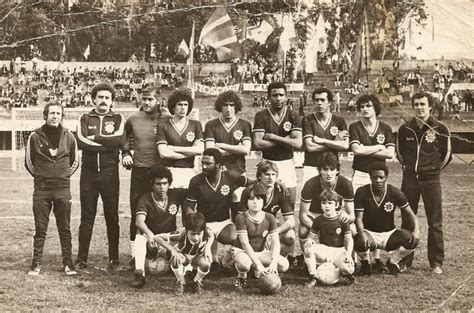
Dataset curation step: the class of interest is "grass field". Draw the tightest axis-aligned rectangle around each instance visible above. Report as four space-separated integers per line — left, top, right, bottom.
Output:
0 158 472 311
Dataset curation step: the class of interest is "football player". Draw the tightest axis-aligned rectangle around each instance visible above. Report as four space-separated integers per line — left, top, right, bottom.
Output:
232 184 289 291
156 89 203 188
354 162 420 276
303 190 355 287
131 166 185 288
155 212 214 295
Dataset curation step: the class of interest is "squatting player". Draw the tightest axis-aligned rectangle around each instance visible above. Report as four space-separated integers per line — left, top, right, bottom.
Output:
156 89 203 188
354 162 420 276
131 166 185 288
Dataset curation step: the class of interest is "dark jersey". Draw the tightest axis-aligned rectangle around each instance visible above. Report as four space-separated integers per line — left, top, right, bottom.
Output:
186 171 247 223
174 227 211 256
204 117 252 176
302 113 348 167
156 118 203 168
136 188 186 234
240 184 293 217
349 120 395 172
235 211 278 252
354 184 409 232
310 213 351 247
253 107 302 161
301 175 354 214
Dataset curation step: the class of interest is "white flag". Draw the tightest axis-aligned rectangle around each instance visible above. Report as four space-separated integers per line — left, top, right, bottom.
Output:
178 39 189 57
83 44 90 60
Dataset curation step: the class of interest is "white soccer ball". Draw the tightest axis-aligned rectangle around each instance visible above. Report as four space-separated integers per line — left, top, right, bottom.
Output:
315 262 341 285
146 257 171 275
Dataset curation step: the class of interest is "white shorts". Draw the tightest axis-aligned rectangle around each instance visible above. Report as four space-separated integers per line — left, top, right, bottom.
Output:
231 247 270 259
207 219 233 239
352 170 371 192
305 243 347 264
262 158 297 188
364 229 397 250
303 166 319 185
169 167 197 188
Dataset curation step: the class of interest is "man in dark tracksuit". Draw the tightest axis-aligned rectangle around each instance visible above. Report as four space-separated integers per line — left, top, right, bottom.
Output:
25 102 79 276
396 91 451 274
75 83 126 271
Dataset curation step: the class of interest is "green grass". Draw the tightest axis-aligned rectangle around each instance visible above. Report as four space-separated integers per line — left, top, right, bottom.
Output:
0 160 473 311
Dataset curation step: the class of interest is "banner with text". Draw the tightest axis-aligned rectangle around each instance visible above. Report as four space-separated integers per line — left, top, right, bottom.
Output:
242 83 305 92
193 82 240 96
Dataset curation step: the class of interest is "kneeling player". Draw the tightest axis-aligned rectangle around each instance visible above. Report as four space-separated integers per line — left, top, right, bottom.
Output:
304 190 355 287
132 166 185 288
154 212 214 295
232 185 289 291
354 162 420 275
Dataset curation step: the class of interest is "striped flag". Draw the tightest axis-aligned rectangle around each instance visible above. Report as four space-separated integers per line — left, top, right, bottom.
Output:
198 7 238 61
246 18 275 44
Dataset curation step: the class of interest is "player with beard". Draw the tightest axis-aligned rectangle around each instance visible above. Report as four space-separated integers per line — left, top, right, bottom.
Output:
183 148 251 271
298 152 354 268
122 86 172 270
354 162 420 276
156 89 203 188
75 83 126 271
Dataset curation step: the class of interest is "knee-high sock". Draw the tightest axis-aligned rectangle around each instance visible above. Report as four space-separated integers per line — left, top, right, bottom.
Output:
172 264 185 283
130 240 135 258
372 249 381 260
194 267 210 282
235 264 248 278
211 240 219 262
134 235 147 274
304 256 317 276
357 249 370 262
390 246 415 264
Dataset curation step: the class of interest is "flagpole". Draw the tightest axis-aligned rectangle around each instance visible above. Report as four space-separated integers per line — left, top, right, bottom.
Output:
188 20 195 99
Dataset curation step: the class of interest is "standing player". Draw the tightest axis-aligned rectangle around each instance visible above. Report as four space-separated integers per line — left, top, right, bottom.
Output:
204 90 252 177
154 212 214 295
396 92 451 274
183 148 250 270
75 82 126 271
25 102 79 275
349 94 395 191
240 161 295 257
252 81 302 209
233 184 289 291
122 86 171 269
354 162 420 276
156 89 203 188
299 152 354 267
304 190 355 287
131 166 186 288
302 87 348 184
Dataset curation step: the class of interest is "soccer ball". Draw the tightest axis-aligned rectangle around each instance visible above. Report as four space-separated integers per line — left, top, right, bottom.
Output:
256 272 282 295
315 262 341 285
146 257 171 275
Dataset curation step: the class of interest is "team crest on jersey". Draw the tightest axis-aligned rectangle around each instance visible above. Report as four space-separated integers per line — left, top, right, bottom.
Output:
425 130 436 143
270 205 279 214
168 204 178 215
283 121 292 132
384 202 394 212
104 121 115 134
233 130 243 141
186 131 195 142
336 228 342 234
220 185 230 196
330 126 339 136
376 134 386 144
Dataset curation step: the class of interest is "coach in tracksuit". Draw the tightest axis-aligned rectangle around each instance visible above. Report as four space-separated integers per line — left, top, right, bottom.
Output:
75 83 126 271
25 102 79 276
396 91 451 275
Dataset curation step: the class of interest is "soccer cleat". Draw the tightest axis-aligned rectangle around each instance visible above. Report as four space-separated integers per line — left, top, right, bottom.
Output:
372 259 388 274
74 259 88 270
128 257 136 271
108 260 122 272
386 260 400 276
233 276 247 291
64 264 78 276
305 275 319 288
339 274 356 285
131 269 146 288
28 263 41 276
174 281 185 296
194 280 204 294
358 260 371 276
431 266 443 275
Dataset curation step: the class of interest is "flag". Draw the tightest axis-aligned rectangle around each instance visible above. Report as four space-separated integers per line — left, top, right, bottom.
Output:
304 15 329 73
198 7 238 61
83 44 90 60
187 21 195 99
150 43 156 58
279 13 297 53
332 5 341 50
246 18 275 44
178 39 189 57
